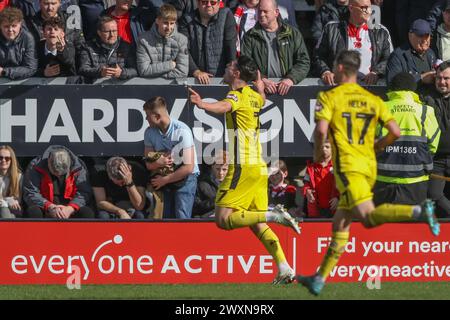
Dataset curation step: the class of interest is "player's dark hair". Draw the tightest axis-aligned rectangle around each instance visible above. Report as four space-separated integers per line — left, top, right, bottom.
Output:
143 96 167 112
334 50 361 76
388 72 417 92
236 55 259 82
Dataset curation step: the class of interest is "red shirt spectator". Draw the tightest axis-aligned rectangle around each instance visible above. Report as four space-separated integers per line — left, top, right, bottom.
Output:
108 7 133 44
268 160 297 213
303 142 339 218
0 0 10 12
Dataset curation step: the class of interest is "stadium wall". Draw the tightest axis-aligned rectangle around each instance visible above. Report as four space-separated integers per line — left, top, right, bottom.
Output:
0 221 448 285
0 81 386 157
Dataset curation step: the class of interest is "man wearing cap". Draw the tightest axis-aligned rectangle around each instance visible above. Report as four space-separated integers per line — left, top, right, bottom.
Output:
374 72 440 206
431 0 450 61
23 145 95 219
386 19 437 94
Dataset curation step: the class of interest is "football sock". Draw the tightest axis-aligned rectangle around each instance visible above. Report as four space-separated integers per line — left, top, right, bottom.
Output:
368 203 414 227
256 226 287 265
318 231 349 281
412 205 422 220
226 209 266 229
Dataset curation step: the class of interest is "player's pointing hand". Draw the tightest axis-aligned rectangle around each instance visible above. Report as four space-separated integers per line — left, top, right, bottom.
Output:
253 70 264 94
189 88 203 108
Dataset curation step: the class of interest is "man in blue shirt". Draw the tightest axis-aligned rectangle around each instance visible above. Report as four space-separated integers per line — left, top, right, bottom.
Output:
143 96 199 219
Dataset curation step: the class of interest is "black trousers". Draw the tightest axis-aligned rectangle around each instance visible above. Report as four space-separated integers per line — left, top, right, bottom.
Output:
25 205 95 219
428 156 450 218
373 180 428 206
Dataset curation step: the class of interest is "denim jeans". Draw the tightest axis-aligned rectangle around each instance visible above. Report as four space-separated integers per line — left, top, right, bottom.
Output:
163 174 198 219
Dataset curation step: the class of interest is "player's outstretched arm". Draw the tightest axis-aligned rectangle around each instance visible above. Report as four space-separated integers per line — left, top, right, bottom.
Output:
374 119 401 153
189 88 232 114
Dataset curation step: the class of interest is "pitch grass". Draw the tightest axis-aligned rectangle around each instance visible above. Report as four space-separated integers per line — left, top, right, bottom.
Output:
0 282 448 300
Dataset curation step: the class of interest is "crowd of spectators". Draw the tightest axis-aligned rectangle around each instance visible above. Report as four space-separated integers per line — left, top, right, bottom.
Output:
2 0 450 219
0 0 446 89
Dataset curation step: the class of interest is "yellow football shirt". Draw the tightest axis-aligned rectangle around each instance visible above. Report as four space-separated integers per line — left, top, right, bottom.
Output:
315 83 394 178
223 85 265 167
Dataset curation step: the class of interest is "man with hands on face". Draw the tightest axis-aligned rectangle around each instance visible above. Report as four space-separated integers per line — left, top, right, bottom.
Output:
37 17 76 77
91 157 148 220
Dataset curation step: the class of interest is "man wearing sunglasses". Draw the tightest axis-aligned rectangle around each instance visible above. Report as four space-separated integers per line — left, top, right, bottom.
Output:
178 0 237 84
166 0 238 20
313 0 392 86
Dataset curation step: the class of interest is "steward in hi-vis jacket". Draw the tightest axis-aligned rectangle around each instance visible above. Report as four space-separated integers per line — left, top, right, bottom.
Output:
374 72 441 205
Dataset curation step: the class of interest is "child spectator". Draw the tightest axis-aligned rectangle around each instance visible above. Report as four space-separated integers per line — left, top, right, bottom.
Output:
0 145 22 218
36 17 77 78
303 141 339 218
136 3 189 79
193 150 229 218
268 160 297 214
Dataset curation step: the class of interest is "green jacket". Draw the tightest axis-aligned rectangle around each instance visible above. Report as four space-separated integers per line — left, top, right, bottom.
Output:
241 20 310 84
376 91 441 184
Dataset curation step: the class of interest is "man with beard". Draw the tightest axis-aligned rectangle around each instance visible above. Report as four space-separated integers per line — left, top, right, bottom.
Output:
424 61 450 218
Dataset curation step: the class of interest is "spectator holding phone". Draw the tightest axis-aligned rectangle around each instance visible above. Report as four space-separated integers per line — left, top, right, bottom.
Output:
78 15 137 83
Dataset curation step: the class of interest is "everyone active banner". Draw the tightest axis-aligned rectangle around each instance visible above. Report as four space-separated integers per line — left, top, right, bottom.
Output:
0 84 386 158
0 221 448 285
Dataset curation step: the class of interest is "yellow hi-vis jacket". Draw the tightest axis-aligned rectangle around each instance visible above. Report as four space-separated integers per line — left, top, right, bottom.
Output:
376 90 441 184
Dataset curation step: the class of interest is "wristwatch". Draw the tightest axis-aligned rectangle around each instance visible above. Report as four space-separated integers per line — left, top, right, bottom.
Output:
125 181 135 188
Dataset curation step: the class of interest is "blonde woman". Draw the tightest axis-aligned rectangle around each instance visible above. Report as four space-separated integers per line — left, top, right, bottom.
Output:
0 145 22 218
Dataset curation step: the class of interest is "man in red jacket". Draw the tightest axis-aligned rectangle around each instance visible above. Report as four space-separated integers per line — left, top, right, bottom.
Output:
303 141 339 218
23 145 95 219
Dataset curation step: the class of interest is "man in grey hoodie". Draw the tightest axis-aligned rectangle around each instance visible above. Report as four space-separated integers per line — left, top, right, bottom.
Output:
432 0 450 61
136 3 188 79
